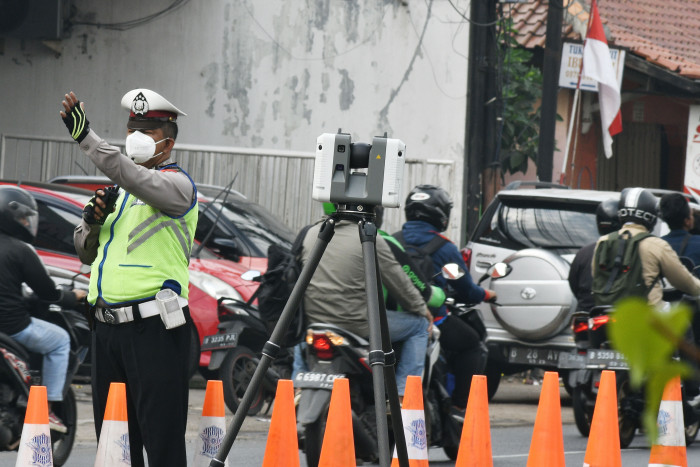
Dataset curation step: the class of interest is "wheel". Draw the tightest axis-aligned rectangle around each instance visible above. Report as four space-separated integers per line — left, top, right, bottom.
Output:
616 375 638 448
220 346 265 416
561 370 574 397
485 365 502 400
443 444 459 461
50 387 77 466
303 412 327 467
572 386 594 437
683 399 700 446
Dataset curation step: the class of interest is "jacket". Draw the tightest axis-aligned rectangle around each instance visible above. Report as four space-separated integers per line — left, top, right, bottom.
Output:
594 223 700 306
300 220 428 337
399 220 486 319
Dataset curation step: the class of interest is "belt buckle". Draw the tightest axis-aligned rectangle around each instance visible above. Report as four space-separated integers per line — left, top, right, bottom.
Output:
103 308 116 324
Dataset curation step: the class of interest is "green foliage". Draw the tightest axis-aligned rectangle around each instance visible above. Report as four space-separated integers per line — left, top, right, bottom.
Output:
608 297 693 442
498 19 543 175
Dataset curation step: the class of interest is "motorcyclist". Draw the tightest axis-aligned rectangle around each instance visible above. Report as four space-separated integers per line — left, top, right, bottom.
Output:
0 186 87 433
659 192 700 272
396 184 496 419
592 187 700 309
568 198 621 311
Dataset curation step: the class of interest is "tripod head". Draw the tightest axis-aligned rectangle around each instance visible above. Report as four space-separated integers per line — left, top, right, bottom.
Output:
327 203 380 225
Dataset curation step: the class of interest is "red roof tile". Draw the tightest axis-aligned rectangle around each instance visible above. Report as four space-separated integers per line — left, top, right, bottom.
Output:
510 0 700 80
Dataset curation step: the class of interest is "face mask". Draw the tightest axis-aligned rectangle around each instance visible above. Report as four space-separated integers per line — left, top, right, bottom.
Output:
125 131 169 164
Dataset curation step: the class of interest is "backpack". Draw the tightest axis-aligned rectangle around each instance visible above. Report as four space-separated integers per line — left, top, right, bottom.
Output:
248 224 313 347
392 231 448 281
591 230 657 306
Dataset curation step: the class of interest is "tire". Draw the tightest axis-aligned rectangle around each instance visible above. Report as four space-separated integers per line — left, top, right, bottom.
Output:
485 366 502 400
220 346 265 416
303 411 327 467
443 444 459 461
572 386 594 437
50 387 77 466
616 375 638 449
686 417 699 447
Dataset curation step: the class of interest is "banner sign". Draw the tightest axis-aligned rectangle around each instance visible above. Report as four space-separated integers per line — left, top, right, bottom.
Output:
684 106 700 200
559 42 625 91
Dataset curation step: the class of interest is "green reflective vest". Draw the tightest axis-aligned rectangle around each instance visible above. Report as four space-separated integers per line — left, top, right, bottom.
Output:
88 172 198 306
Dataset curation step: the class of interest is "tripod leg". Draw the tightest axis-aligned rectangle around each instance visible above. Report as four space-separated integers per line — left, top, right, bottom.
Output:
372 242 410 467
358 220 400 467
209 219 336 467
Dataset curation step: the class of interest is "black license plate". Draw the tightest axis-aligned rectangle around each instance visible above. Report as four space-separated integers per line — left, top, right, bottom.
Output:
201 332 238 351
507 346 561 367
294 371 345 389
586 349 628 369
558 351 587 369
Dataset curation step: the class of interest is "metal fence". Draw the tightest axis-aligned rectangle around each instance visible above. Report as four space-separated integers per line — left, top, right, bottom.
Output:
1 134 461 238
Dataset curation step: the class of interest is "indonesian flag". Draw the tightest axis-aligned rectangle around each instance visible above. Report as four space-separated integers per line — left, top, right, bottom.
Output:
582 0 622 159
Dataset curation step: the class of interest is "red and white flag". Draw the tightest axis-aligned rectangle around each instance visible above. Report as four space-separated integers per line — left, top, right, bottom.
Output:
582 0 622 159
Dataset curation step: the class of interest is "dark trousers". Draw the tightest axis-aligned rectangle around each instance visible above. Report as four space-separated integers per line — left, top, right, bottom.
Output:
91 308 192 467
438 314 485 408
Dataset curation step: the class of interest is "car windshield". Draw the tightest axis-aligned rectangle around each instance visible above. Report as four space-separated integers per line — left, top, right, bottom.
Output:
199 199 294 256
477 198 599 252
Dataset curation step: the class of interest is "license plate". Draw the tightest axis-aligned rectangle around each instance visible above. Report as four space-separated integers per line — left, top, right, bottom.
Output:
558 351 587 369
586 349 629 369
507 346 561 367
201 332 238 351
294 371 345 389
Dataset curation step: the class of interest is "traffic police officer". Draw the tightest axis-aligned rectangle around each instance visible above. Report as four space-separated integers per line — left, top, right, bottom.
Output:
61 89 197 467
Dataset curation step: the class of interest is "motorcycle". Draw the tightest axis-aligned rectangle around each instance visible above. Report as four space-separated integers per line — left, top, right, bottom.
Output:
295 262 505 467
566 271 700 448
202 296 294 415
0 279 90 466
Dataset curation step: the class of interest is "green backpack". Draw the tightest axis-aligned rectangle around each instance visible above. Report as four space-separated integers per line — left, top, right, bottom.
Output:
591 230 656 306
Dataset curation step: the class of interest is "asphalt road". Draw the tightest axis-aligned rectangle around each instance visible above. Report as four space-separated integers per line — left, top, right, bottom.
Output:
2 375 699 465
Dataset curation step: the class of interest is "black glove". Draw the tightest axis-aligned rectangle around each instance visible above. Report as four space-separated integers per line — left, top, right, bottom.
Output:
62 100 90 143
83 186 119 225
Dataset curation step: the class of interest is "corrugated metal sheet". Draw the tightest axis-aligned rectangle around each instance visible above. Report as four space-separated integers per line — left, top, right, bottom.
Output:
596 122 661 190
0 134 459 238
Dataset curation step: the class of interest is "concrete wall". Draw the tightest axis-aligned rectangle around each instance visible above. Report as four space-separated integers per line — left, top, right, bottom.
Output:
0 0 470 236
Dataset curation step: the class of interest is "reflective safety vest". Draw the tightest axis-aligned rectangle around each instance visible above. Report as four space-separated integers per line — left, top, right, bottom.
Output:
88 168 198 306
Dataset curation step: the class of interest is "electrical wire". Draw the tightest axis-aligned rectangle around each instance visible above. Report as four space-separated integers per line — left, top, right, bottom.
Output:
70 0 191 31
446 0 500 27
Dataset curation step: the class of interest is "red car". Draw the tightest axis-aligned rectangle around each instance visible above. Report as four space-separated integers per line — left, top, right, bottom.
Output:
0 180 260 376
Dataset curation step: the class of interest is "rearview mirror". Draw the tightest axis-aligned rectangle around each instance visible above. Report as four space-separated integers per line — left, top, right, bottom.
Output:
440 263 465 280
487 262 511 279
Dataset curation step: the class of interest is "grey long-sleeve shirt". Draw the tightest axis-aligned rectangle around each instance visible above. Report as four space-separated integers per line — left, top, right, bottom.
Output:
300 220 429 337
73 130 196 265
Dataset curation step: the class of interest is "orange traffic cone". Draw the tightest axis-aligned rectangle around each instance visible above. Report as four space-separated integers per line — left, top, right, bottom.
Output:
319 377 355 467
527 371 565 467
262 379 300 467
193 380 229 467
583 370 622 467
16 385 53 467
94 382 130 466
648 376 687 467
391 375 428 467
455 375 493 467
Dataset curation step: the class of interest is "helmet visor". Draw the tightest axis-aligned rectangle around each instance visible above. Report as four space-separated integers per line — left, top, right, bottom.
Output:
9 200 38 239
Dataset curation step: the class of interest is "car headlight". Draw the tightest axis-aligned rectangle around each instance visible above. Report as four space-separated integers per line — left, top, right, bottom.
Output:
189 269 243 301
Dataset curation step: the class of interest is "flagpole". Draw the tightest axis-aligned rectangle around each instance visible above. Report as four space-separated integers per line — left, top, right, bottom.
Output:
558 0 597 186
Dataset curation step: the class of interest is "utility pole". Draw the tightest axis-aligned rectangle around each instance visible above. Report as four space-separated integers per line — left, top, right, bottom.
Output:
462 0 498 245
536 0 564 182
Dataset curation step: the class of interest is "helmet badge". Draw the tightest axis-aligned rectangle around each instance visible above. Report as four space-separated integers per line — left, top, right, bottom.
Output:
410 193 431 201
131 92 149 116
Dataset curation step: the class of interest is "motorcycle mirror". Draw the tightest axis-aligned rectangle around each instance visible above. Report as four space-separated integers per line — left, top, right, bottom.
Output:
440 263 465 280
487 262 511 279
241 270 262 282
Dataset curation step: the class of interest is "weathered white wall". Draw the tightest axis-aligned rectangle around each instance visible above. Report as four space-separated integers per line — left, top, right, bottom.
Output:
0 0 470 235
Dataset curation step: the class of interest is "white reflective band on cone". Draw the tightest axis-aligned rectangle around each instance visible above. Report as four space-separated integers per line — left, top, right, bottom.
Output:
193 415 229 467
16 424 53 467
95 420 130 466
656 400 686 447
392 408 429 460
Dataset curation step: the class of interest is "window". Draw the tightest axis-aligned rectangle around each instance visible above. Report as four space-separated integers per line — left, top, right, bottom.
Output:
34 201 82 256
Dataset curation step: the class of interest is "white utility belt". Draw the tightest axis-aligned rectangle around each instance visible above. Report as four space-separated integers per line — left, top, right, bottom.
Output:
94 297 188 324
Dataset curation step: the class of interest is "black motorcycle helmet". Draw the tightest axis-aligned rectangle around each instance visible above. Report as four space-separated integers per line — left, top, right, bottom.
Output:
596 198 621 235
618 187 658 231
0 186 39 243
404 184 453 232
